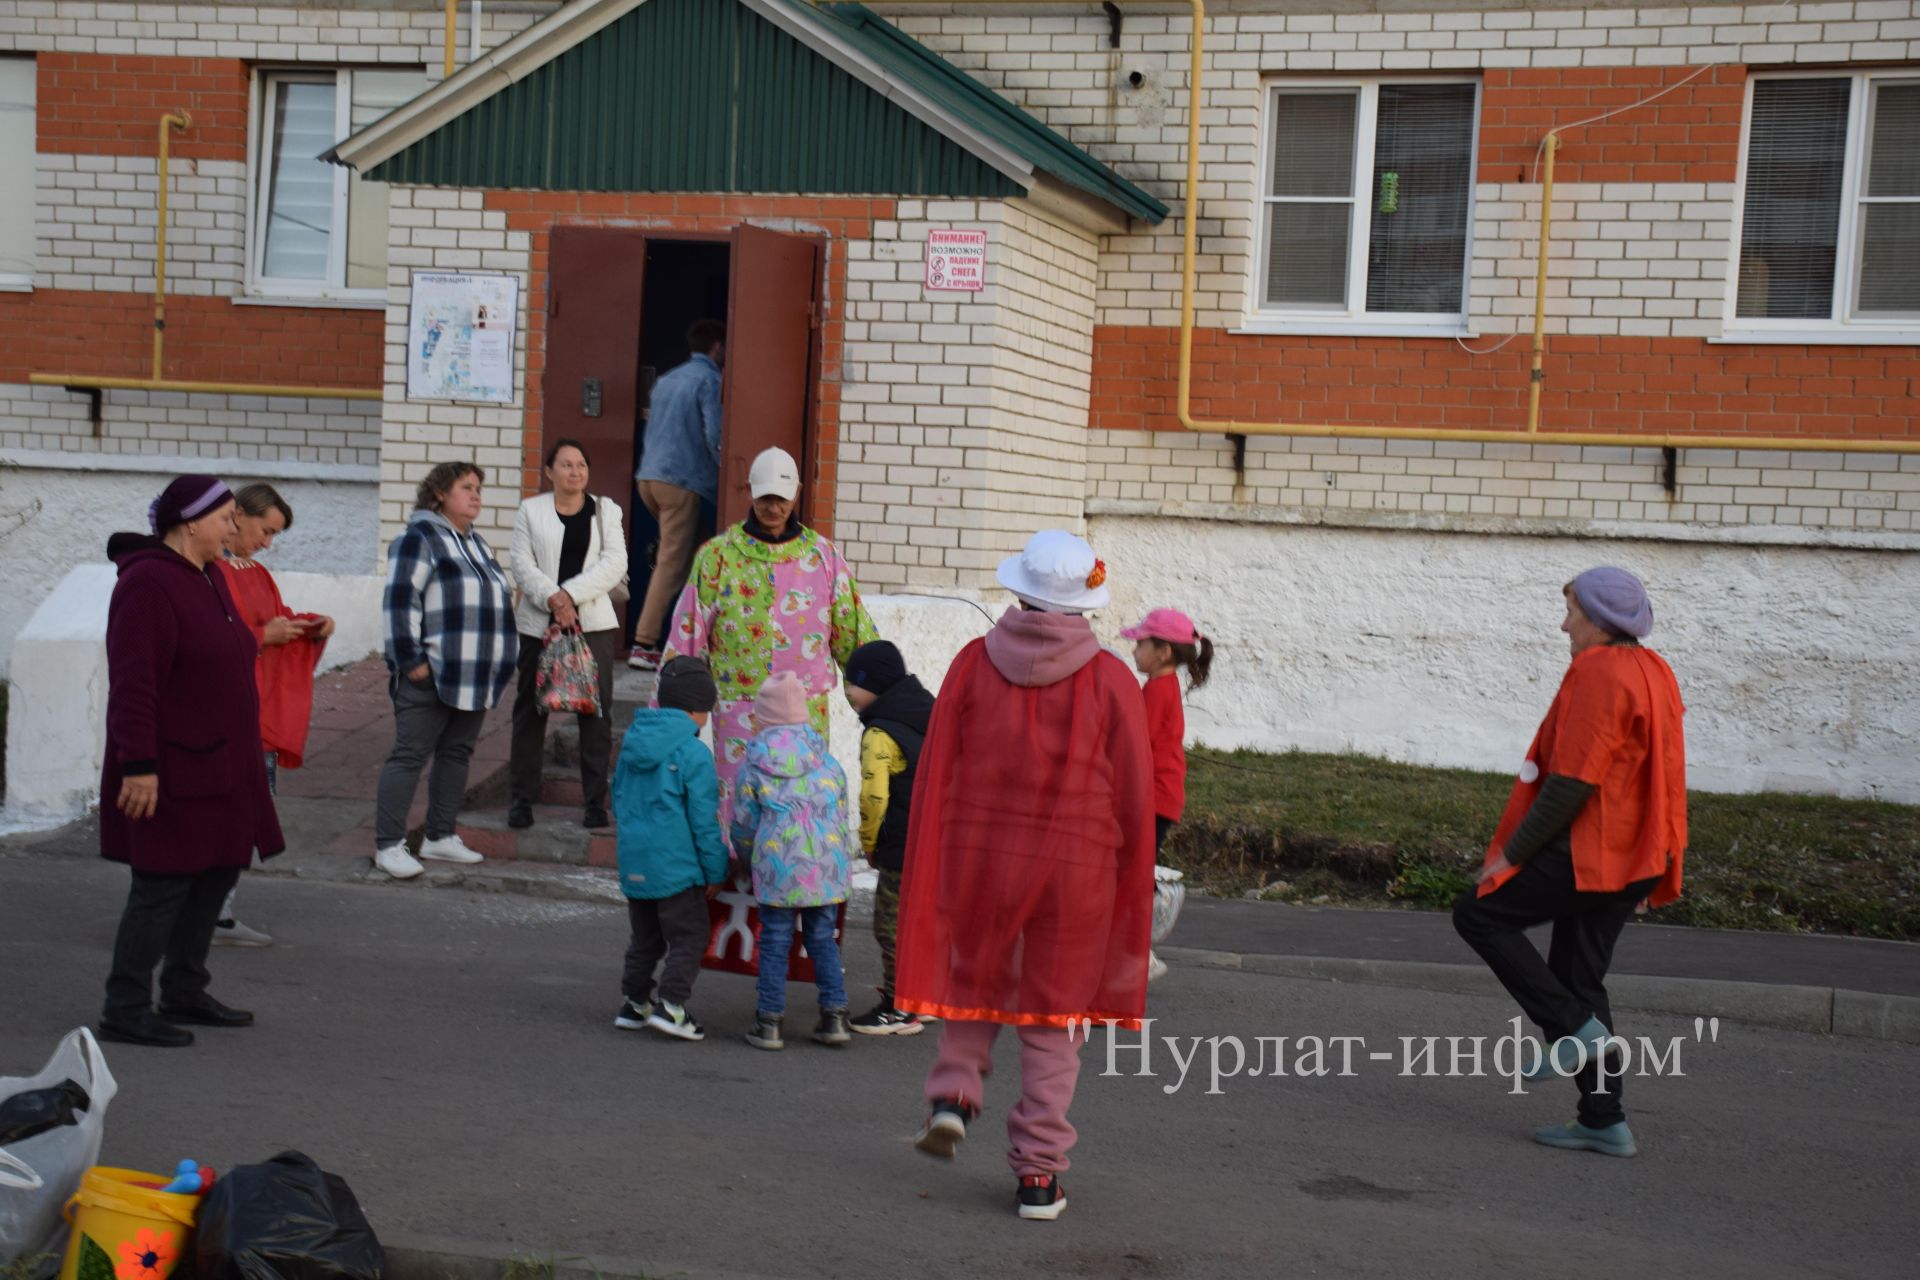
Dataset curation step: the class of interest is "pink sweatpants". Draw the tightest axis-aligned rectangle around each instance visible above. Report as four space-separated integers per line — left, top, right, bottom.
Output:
923 1019 1084 1176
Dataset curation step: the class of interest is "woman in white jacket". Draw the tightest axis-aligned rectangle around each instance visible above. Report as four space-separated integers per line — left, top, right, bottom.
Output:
508 438 629 831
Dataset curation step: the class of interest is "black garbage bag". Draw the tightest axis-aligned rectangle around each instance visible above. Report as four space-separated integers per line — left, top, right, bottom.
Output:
192 1152 383 1280
0 1079 90 1146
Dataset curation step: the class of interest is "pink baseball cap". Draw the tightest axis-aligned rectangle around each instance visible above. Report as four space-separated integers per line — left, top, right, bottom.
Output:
1121 608 1200 645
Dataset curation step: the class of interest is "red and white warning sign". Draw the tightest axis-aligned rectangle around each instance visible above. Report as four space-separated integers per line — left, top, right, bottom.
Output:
925 228 987 291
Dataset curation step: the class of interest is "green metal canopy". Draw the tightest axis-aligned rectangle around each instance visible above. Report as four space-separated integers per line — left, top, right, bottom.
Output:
337 0 1167 227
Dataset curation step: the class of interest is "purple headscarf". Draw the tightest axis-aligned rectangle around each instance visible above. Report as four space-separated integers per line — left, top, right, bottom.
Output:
1571 566 1653 639
148 475 233 535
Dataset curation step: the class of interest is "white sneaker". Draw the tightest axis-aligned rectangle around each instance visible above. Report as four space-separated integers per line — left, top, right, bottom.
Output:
373 844 424 880
213 918 274 947
1147 952 1169 983
418 833 484 864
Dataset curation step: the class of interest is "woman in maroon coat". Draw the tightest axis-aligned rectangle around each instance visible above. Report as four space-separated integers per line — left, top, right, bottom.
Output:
99 475 285 1048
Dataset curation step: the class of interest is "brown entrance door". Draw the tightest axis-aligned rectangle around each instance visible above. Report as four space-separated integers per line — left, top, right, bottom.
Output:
542 227 647 497
719 224 821 528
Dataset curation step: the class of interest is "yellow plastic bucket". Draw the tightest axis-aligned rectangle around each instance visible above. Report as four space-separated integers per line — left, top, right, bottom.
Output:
58 1167 200 1280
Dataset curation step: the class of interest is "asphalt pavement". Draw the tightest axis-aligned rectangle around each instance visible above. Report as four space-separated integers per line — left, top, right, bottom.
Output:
3 852 1915 1279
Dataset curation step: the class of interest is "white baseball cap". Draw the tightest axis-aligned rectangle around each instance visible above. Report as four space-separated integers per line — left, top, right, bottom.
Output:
996 529 1110 613
748 447 801 500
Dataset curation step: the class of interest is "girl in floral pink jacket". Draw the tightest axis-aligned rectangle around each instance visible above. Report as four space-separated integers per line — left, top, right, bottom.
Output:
730 672 854 1050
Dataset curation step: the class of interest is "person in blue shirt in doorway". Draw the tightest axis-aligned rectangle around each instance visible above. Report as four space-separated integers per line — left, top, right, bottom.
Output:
632 319 724 672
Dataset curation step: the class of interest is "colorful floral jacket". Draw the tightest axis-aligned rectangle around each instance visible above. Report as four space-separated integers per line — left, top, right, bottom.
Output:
729 724 853 908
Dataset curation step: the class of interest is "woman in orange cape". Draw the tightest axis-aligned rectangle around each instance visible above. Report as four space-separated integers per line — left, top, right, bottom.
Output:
1454 566 1686 1160
894 530 1154 1223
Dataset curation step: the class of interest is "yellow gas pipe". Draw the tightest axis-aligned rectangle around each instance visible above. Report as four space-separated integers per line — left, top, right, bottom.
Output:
152 112 190 381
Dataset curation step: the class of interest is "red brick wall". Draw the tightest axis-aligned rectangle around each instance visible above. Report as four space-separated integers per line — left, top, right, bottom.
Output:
1478 65 1746 185
1091 327 1920 441
35 54 250 162
489 191 898 537
0 290 383 387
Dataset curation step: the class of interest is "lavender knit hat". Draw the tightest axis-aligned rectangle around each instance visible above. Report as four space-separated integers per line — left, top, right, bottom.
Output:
148 474 233 534
1571 566 1653 638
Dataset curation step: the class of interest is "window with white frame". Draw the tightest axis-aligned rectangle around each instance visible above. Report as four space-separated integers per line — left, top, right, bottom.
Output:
1733 71 1920 331
1255 79 1479 328
251 67 425 299
0 58 36 289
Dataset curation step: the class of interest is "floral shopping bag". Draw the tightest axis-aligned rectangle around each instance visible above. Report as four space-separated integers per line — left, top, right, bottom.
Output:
536 625 601 716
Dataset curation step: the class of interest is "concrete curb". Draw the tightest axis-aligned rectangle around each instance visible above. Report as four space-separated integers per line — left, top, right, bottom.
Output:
382 1232 782 1280
1156 946 1920 1045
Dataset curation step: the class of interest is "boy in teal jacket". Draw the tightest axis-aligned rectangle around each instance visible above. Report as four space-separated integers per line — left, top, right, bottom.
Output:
613 656 725 1041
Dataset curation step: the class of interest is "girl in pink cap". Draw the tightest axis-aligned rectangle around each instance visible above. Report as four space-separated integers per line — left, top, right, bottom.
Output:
1120 608 1213 857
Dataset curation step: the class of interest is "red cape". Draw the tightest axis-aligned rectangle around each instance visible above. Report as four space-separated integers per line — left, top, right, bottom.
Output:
1480 644 1688 907
894 632 1156 1029
216 559 327 768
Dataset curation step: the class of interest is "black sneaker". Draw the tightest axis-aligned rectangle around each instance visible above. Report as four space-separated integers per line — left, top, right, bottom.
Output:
508 803 534 830
613 999 652 1030
745 1013 784 1051
1017 1174 1067 1221
583 806 611 831
850 1002 924 1036
914 1096 976 1159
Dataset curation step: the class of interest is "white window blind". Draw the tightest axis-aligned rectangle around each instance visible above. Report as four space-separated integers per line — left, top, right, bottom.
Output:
1367 83 1476 315
1265 92 1357 308
1735 78 1850 321
0 58 37 284
253 67 426 297
260 77 338 283
1857 79 1920 316
1259 80 1477 322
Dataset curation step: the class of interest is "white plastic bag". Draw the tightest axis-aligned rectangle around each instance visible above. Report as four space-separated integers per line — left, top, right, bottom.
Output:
1151 865 1186 945
0 1028 117 1269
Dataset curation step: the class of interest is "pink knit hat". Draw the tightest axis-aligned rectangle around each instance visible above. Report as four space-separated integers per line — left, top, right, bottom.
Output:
1121 607 1201 646
754 671 809 726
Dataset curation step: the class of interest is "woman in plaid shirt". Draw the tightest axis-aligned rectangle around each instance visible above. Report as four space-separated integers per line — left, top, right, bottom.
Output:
372 461 519 880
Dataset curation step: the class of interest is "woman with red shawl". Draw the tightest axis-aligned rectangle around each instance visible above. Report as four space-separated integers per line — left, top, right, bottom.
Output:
894 530 1155 1222
1454 566 1686 1160
213 483 334 946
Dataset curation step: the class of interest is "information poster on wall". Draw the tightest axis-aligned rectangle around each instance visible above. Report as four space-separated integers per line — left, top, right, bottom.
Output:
406 272 519 403
925 228 987 291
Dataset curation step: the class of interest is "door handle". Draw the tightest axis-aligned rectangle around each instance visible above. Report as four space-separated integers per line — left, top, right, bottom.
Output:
582 377 602 417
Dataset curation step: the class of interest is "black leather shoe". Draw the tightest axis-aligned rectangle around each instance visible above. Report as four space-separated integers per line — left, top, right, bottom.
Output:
157 997 254 1027
583 806 611 831
99 1011 195 1047
508 803 534 830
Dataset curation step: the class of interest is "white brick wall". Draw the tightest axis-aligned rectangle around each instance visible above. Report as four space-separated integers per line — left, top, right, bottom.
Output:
1087 434 1920 537
1470 182 1736 338
834 197 1100 590
376 184 533 546
0 2 548 63
0 380 381 461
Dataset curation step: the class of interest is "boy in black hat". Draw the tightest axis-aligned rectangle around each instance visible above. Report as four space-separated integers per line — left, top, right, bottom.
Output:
612 656 725 1041
842 640 936 1035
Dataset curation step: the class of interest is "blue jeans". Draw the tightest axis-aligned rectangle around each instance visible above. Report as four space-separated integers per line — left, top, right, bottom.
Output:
755 906 846 1016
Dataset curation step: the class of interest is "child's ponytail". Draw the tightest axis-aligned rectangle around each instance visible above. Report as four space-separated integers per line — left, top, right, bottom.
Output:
1172 633 1213 692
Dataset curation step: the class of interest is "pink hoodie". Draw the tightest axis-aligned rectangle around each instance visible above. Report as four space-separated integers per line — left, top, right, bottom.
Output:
983 607 1102 687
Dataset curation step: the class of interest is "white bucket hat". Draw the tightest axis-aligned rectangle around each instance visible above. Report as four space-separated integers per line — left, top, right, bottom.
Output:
996 529 1109 614
748 447 801 500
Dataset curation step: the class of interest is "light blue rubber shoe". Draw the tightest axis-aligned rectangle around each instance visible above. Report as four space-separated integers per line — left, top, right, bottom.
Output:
1523 1015 1613 1081
1534 1119 1638 1158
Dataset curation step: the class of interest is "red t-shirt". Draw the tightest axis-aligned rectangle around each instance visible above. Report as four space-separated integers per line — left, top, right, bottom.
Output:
1142 673 1186 822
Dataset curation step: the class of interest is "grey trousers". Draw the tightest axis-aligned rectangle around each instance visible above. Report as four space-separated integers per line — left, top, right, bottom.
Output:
375 673 487 848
